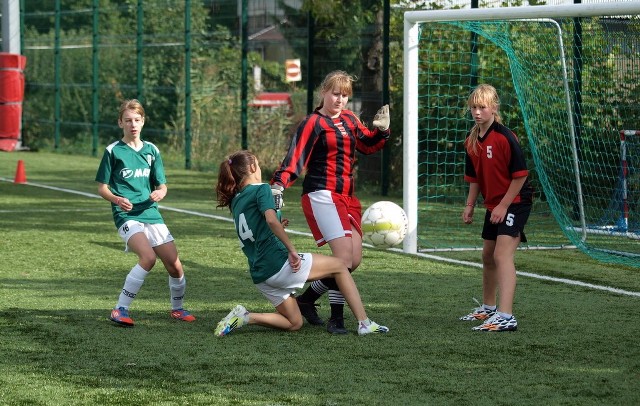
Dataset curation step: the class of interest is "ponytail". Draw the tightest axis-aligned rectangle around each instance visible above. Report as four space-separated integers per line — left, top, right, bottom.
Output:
216 150 256 209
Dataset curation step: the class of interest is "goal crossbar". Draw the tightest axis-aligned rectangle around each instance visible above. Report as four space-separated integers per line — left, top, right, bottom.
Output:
404 3 640 24
402 2 640 255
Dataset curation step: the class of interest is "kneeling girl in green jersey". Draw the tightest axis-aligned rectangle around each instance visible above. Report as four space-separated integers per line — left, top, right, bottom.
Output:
214 150 388 336
95 99 195 327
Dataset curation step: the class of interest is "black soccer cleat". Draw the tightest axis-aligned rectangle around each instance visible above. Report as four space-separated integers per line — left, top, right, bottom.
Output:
326 317 348 335
296 297 325 326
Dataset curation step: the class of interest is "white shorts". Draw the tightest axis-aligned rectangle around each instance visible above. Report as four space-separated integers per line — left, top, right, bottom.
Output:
301 190 362 246
255 253 313 307
118 220 174 252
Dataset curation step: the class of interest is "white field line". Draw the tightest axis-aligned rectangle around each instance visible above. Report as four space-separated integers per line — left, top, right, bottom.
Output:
385 247 640 298
3 177 639 298
0 208 97 213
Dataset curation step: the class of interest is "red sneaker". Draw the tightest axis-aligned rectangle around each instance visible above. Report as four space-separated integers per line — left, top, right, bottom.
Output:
110 307 134 327
171 309 196 322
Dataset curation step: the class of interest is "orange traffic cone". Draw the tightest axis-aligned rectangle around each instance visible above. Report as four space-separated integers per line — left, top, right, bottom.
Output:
14 160 27 184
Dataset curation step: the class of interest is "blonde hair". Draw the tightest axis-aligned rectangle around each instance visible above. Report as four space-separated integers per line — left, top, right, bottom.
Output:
315 70 355 110
465 84 502 156
118 99 145 121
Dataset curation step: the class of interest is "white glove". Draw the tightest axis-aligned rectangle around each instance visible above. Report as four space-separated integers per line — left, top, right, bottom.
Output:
271 184 284 210
372 104 390 131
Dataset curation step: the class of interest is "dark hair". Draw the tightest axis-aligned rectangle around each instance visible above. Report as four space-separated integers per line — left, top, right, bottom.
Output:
216 150 256 209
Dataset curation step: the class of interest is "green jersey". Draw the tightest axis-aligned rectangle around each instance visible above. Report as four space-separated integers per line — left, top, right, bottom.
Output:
231 183 288 284
95 140 166 229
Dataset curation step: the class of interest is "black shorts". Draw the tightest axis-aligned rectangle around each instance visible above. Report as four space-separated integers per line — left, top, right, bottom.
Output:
481 203 531 243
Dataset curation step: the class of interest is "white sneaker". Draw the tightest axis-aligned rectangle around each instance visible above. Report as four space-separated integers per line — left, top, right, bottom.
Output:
471 313 518 332
214 305 248 337
460 306 496 321
357 320 389 336
460 298 496 321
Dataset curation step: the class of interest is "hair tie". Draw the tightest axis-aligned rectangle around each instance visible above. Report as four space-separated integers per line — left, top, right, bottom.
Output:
228 159 232 165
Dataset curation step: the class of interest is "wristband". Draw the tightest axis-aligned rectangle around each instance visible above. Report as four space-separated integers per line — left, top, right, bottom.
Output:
466 203 475 207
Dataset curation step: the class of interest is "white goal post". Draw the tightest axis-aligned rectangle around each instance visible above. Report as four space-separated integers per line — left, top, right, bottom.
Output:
402 2 640 255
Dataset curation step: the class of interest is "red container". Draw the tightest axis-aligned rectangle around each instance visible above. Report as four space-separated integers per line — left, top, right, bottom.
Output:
0 103 22 138
0 53 27 147
0 53 27 70
0 70 25 102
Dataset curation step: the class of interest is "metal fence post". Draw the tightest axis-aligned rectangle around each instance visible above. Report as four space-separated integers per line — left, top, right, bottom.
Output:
54 0 61 150
241 0 248 150
92 0 99 157
184 0 192 169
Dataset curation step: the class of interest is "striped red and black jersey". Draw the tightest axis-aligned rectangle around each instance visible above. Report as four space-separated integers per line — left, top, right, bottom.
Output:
464 121 533 210
271 109 389 196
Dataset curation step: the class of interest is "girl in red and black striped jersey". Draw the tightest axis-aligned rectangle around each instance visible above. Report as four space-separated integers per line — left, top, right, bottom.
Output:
460 84 533 332
270 70 391 334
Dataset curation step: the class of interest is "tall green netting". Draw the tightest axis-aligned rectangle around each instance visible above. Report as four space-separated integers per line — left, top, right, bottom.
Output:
415 15 640 267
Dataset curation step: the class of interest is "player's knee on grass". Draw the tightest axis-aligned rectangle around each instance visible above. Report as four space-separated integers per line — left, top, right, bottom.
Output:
288 320 303 331
285 312 304 331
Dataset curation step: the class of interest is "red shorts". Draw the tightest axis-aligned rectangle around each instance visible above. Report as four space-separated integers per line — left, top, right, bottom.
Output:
301 190 362 247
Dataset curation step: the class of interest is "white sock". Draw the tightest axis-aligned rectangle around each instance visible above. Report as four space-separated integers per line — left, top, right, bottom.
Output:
169 275 186 310
116 264 148 309
498 311 512 319
483 304 496 311
358 318 371 326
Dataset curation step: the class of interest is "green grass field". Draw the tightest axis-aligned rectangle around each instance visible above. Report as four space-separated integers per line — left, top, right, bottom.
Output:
1 151 639 405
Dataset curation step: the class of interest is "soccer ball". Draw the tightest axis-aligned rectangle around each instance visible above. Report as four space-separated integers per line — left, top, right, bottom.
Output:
361 201 408 248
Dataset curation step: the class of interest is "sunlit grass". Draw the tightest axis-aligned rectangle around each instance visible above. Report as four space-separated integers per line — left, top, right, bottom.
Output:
1 151 639 405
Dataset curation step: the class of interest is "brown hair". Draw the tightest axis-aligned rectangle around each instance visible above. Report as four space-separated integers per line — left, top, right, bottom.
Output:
216 150 257 209
315 70 355 110
464 84 503 156
118 99 145 121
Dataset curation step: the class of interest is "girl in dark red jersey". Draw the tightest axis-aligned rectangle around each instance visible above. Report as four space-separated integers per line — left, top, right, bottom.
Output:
460 84 533 332
270 70 391 334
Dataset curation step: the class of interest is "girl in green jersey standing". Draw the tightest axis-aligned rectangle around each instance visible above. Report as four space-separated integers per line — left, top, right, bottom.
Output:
96 99 195 327
214 150 388 336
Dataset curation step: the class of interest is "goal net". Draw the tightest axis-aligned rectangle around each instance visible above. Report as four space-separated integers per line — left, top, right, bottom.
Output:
403 2 640 268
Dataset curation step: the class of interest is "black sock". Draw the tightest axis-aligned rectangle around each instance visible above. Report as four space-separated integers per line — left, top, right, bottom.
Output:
330 303 344 319
328 268 351 319
321 277 338 290
298 287 320 304
298 280 328 303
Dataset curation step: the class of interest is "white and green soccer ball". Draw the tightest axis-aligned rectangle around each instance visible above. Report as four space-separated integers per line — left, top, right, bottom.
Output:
361 201 408 248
